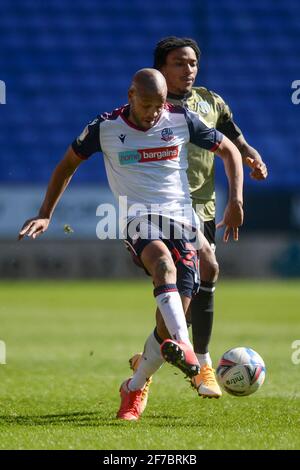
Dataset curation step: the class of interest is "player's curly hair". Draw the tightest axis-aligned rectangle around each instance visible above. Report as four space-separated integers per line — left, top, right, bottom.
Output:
153 36 201 70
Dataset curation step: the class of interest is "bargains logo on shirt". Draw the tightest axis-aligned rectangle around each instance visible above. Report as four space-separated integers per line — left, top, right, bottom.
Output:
119 146 178 165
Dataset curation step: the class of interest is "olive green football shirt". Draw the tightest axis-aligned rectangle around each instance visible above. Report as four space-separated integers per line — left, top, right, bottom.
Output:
168 87 242 222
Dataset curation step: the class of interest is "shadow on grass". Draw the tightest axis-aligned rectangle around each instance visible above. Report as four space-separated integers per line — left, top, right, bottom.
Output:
0 411 198 427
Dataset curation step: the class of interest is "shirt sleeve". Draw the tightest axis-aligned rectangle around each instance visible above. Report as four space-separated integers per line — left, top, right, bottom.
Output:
211 91 243 141
217 118 242 141
185 108 223 152
71 116 102 159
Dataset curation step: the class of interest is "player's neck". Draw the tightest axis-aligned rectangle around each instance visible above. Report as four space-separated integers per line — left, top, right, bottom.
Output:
167 91 193 100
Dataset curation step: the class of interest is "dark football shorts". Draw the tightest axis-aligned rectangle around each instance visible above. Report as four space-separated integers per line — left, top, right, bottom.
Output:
124 215 200 298
204 219 216 250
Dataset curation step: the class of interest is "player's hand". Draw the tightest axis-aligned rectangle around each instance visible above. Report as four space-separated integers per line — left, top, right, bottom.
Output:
216 200 244 242
18 217 50 240
245 157 268 180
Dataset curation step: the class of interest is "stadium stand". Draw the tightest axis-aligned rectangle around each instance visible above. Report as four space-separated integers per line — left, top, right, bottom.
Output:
1 0 299 187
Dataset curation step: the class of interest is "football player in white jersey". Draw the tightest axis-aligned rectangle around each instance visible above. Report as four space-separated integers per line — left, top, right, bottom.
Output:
18 69 243 420
128 37 267 406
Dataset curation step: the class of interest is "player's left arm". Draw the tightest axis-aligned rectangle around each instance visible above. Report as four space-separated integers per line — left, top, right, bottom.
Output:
215 95 268 181
186 109 244 242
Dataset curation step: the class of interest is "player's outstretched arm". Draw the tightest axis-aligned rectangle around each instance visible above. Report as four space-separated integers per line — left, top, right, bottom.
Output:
18 146 83 240
215 136 244 242
233 134 268 180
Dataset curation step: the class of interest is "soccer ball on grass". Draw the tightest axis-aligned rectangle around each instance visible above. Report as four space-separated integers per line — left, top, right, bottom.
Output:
216 347 266 397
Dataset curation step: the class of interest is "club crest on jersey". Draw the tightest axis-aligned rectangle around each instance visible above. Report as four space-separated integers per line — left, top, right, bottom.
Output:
196 101 210 115
161 128 174 142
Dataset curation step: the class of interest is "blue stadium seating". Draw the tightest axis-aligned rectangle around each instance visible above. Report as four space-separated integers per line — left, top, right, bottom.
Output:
199 0 300 188
0 0 299 188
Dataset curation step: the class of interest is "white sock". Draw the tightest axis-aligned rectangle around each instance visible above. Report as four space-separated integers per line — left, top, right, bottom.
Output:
154 284 191 344
129 331 164 391
196 352 212 367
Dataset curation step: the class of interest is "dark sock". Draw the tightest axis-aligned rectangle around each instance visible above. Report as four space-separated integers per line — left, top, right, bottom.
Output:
191 281 215 354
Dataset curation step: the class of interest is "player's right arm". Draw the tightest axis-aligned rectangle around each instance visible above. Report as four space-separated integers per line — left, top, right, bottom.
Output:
18 146 83 240
214 135 244 242
18 116 102 240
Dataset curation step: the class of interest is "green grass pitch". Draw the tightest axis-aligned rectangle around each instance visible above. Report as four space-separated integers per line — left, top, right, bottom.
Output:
0 280 299 450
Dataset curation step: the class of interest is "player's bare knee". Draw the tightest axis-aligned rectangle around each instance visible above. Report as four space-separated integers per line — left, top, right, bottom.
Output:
201 258 219 282
211 260 219 281
200 247 219 282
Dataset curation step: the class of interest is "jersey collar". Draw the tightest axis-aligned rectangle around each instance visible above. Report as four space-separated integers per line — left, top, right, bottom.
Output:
120 104 165 132
167 91 193 101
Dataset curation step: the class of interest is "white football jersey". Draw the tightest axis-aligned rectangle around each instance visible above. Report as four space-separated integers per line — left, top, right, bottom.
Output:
72 103 223 227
